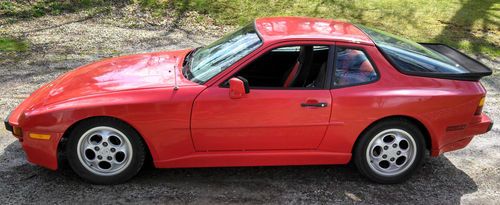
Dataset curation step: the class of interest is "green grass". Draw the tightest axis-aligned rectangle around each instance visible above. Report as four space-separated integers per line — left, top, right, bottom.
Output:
1 0 498 58
0 0 110 18
0 37 28 52
174 0 499 58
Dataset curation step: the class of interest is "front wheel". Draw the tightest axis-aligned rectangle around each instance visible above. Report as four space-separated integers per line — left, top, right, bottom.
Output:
354 119 426 184
66 118 146 184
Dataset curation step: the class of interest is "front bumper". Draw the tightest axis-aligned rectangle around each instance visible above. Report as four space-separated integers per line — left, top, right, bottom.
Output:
4 111 59 170
4 112 13 133
4 112 22 140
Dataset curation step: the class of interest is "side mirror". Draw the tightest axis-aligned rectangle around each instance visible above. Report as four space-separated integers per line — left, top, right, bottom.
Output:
229 76 250 99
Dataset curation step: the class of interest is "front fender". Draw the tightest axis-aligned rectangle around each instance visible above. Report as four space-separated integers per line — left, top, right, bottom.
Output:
16 85 205 169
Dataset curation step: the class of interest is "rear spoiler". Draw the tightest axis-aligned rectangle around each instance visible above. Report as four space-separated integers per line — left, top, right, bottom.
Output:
419 43 493 81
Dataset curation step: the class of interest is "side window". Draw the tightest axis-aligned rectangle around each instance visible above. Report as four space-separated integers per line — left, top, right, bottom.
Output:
334 47 378 87
230 45 330 89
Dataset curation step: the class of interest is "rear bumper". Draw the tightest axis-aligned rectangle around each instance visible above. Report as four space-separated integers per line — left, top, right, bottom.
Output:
466 113 493 136
487 121 494 132
432 113 493 156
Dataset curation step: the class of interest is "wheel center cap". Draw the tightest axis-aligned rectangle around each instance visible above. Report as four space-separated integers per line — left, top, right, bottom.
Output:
386 147 398 157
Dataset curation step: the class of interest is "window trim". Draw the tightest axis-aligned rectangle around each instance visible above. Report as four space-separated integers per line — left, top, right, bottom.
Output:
218 44 335 90
330 45 380 89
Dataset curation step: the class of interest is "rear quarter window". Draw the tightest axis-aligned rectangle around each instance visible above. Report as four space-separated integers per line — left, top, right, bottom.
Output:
357 25 469 74
334 47 378 87
378 44 469 74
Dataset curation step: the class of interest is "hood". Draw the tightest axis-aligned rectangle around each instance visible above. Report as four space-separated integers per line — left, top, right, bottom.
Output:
8 49 198 122
39 49 196 105
8 50 198 125
7 49 200 126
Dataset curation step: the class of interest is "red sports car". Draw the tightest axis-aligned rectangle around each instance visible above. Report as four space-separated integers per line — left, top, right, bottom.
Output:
5 17 493 184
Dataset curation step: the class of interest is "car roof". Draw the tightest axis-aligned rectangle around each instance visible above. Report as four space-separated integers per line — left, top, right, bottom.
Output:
254 17 374 45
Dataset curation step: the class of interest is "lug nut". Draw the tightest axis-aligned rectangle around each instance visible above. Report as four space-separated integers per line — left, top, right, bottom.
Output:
94 147 100 151
390 158 395 161
107 156 112 160
397 151 401 155
110 148 116 152
392 144 397 148
382 155 387 159
383 146 388 150
103 142 108 147
97 155 102 160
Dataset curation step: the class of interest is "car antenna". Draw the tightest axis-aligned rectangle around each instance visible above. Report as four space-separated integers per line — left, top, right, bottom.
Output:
173 56 179 91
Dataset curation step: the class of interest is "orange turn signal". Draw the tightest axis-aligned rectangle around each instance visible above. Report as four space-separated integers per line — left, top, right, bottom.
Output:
29 133 51 140
478 97 485 107
475 97 485 115
12 126 22 137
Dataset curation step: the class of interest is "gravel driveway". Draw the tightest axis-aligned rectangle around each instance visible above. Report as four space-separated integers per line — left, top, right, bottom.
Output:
0 9 499 204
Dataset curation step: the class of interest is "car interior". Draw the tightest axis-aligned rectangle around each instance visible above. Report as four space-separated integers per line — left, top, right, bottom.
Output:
334 47 377 87
226 45 377 89
233 45 330 88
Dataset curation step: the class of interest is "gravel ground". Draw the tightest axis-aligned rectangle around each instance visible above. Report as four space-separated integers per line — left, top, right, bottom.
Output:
0 8 499 204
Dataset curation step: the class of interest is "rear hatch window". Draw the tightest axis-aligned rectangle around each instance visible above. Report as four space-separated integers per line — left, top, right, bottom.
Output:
357 25 492 81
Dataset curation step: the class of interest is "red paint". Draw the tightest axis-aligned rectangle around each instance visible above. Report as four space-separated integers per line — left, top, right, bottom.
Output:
191 88 332 151
255 17 373 45
6 17 492 170
228 78 247 99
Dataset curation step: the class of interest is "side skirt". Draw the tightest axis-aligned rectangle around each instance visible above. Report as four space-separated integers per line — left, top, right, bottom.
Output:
153 150 351 168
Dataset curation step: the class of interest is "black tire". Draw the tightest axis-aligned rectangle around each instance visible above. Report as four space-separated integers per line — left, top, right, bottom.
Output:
353 118 426 184
66 117 146 184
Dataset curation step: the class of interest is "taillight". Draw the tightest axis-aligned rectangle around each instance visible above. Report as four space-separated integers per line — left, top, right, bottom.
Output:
474 96 485 115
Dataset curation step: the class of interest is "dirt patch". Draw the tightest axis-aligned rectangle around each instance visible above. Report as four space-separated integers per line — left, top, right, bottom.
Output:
0 7 499 204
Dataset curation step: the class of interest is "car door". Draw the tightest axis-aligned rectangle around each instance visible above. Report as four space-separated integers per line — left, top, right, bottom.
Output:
190 44 334 151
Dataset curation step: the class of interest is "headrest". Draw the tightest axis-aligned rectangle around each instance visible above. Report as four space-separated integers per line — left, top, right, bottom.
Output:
298 46 314 63
359 60 374 72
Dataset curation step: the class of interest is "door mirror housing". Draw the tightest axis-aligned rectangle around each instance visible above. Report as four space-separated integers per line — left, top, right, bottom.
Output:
229 76 250 99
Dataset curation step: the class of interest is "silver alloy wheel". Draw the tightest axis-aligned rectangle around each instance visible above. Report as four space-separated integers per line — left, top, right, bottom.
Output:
77 126 133 176
366 128 417 176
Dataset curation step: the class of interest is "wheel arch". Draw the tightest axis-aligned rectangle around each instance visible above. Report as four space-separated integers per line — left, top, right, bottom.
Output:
352 115 432 155
57 116 154 168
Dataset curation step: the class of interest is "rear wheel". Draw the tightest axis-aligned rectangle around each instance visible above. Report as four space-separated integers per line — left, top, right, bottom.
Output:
66 118 145 184
354 119 426 184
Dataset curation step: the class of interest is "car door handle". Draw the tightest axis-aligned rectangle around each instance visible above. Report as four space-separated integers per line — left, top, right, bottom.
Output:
301 102 328 108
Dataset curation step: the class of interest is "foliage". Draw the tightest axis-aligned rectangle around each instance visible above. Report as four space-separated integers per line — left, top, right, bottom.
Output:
0 0 111 18
0 0 498 57
173 0 500 58
0 38 28 52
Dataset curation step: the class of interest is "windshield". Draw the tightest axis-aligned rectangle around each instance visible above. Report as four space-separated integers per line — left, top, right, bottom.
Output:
357 25 468 74
187 24 262 83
